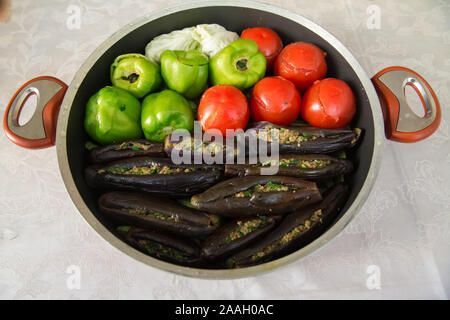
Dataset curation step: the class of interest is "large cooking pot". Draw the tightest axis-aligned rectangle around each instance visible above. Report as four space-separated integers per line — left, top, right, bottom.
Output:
2 1 441 278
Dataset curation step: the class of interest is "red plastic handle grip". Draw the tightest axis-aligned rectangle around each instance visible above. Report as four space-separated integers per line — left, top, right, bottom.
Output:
3 76 68 149
371 66 441 143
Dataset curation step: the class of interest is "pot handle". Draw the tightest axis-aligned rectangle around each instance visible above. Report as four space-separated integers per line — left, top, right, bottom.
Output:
3 76 68 149
371 66 441 143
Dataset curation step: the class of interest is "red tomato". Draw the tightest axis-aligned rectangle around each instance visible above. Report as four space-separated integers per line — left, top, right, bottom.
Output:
241 27 283 70
198 85 249 136
301 78 356 128
250 76 301 125
274 42 327 91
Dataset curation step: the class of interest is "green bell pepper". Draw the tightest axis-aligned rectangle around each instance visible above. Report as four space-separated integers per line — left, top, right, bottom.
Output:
110 53 162 98
84 86 143 144
209 39 266 90
160 50 209 99
141 90 194 142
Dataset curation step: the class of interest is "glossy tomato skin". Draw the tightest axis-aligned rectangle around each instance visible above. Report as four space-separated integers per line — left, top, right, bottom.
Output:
250 76 301 126
274 42 327 92
198 85 249 136
241 27 283 70
301 78 356 129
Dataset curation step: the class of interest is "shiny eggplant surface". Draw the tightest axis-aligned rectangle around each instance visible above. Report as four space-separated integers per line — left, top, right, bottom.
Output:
202 215 280 261
85 156 223 196
99 191 220 237
190 176 322 217
248 121 361 154
117 226 202 266
89 139 166 164
226 184 349 267
225 154 353 180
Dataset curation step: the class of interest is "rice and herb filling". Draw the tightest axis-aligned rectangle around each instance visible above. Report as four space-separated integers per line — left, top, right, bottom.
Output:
225 216 268 243
251 209 323 261
139 240 189 261
122 208 180 222
115 141 152 151
233 181 295 198
98 165 196 175
257 125 318 146
172 137 230 155
256 158 331 169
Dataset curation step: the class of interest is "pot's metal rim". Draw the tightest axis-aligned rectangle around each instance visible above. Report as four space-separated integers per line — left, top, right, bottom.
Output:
56 0 384 279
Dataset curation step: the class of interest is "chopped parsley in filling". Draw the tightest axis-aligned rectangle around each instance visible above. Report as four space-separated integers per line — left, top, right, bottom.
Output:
225 216 268 243
233 181 294 198
256 158 331 169
257 125 318 146
251 209 322 261
172 138 235 156
123 208 179 222
139 240 188 261
115 141 151 151
98 165 196 175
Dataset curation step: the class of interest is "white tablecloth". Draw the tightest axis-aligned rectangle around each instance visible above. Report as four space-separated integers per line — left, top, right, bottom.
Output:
0 0 449 299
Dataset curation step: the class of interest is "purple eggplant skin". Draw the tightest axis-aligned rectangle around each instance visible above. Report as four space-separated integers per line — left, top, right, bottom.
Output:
190 176 322 217
225 154 353 180
99 192 221 237
85 156 223 197
164 134 243 164
201 215 281 261
117 226 202 267
247 121 362 154
226 184 349 268
89 139 166 163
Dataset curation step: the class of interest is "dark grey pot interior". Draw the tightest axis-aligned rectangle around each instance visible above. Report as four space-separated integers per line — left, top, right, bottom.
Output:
65 6 374 269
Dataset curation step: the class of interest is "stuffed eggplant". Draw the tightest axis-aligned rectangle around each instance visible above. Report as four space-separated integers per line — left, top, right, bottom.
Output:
247 121 361 154
117 226 202 266
85 156 223 196
201 215 280 261
190 176 322 217
89 139 166 163
225 154 353 180
99 192 220 237
226 184 349 267
164 133 243 164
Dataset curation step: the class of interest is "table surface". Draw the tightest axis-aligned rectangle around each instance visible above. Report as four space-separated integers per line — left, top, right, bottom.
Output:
0 0 449 300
